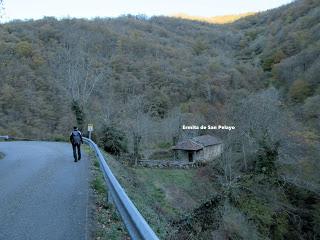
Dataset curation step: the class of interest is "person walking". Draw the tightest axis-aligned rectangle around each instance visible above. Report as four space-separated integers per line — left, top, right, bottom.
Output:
70 126 83 162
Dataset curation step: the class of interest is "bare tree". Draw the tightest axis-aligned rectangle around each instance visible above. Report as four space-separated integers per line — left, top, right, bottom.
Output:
48 30 110 128
60 42 108 107
122 96 149 165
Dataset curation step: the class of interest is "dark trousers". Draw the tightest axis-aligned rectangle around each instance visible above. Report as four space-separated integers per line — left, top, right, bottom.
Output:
72 143 81 161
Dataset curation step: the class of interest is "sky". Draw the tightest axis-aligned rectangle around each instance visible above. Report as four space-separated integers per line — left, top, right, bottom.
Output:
2 0 294 22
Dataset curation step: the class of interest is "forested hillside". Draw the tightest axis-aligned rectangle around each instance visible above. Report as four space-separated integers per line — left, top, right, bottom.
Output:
0 0 319 239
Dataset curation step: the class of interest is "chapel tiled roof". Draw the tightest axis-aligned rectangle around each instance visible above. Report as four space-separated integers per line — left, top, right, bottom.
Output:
192 135 222 147
172 139 203 151
172 135 222 151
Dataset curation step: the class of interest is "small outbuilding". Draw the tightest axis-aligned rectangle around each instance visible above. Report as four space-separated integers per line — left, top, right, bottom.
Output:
172 135 223 163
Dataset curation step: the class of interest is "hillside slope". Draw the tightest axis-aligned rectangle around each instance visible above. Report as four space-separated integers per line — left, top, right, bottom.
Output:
0 1 318 140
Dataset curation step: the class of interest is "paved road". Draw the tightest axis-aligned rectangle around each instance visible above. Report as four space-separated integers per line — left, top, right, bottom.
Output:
0 141 90 240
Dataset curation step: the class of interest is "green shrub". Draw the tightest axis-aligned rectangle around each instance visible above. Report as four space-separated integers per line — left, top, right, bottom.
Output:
149 150 173 160
312 202 320 238
157 141 172 149
239 196 273 235
15 41 33 57
71 100 85 129
303 95 320 119
288 80 311 103
91 175 106 194
99 125 128 155
53 134 68 142
93 158 100 168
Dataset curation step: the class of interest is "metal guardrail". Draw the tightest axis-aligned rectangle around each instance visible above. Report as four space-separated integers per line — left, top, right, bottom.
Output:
83 137 159 240
0 136 32 141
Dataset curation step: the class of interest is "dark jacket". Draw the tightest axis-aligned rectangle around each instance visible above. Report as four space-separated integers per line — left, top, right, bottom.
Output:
70 130 83 145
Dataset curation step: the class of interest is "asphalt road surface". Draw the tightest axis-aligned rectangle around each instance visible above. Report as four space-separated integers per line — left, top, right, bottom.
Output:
0 141 91 240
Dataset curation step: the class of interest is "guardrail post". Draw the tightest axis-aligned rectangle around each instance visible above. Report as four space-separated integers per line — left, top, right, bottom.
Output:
107 190 114 204
89 131 92 139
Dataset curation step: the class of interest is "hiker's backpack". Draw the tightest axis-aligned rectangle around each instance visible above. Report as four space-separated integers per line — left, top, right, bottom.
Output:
71 130 82 144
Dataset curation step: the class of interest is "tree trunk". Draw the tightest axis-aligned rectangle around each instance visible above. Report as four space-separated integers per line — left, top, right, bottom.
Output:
242 143 247 171
133 134 141 166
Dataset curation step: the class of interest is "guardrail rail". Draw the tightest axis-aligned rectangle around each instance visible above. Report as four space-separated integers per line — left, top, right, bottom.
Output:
0 136 32 141
83 137 159 240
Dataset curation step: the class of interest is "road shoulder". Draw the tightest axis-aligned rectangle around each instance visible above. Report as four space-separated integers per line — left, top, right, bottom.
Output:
84 145 129 240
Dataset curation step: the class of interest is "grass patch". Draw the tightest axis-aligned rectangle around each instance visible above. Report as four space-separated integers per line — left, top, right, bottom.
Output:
149 150 173 160
0 152 5 160
103 151 217 239
157 141 172 149
91 175 106 195
53 135 68 142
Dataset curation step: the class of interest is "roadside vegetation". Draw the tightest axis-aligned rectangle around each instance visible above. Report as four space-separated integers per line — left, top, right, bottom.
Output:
103 151 218 239
84 146 129 240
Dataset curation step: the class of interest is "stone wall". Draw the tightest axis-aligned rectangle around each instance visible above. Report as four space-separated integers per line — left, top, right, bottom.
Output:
173 144 223 163
138 159 208 168
203 144 223 161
